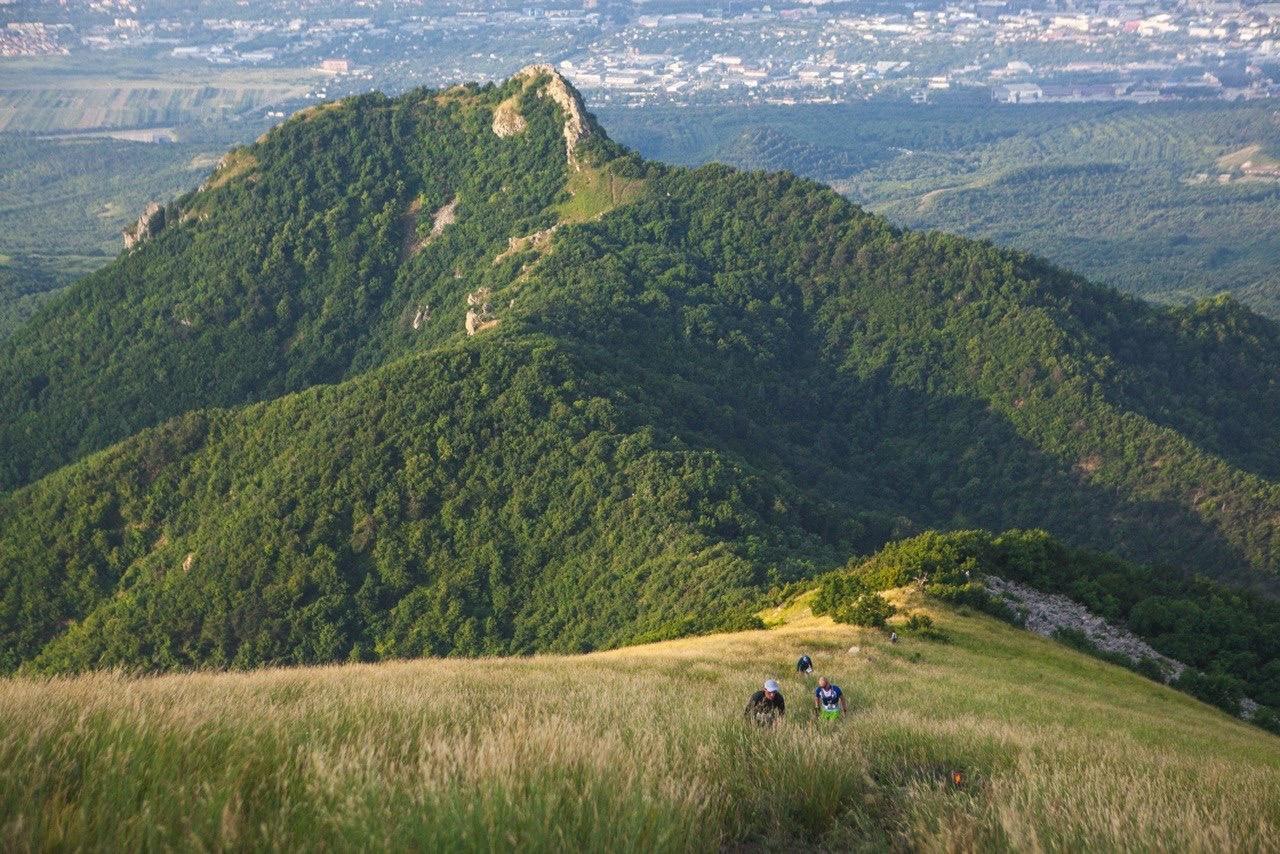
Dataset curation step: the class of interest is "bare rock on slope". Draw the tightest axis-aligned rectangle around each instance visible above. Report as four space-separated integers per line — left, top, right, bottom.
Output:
509 64 593 167
984 575 1185 680
492 96 528 138
985 575 1269 720
123 202 167 250
431 197 459 237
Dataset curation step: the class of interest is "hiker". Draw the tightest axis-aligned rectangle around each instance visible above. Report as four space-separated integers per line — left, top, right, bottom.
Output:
745 679 785 727
796 653 814 674
890 631 899 644
813 676 847 721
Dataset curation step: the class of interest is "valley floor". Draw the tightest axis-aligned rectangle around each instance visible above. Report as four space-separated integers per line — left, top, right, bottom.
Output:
2 592 1277 851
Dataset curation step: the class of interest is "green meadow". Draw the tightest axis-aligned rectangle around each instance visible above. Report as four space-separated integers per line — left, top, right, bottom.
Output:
3 590 1276 852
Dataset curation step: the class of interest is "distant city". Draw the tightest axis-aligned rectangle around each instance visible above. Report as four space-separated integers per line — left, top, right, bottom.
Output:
3 0 1279 112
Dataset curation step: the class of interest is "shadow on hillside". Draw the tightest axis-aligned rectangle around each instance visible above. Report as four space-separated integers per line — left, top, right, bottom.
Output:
557 313 1251 584
1013 256 1280 485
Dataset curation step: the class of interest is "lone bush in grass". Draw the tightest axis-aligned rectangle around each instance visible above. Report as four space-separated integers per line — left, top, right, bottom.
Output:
1133 656 1170 683
901 611 947 641
834 593 895 628
812 571 869 616
1175 669 1245 716
1254 705 1280 735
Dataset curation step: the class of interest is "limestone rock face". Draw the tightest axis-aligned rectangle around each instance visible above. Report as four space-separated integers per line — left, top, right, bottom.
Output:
123 202 167 250
411 305 431 331
491 97 528 138
464 288 498 336
511 64 593 167
493 226 557 266
430 197 459 237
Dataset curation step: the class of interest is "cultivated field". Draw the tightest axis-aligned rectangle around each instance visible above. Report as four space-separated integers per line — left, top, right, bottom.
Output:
2 593 1277 851
0 65 315 133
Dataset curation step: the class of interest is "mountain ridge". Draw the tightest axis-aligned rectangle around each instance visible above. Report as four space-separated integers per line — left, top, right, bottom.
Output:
0 66 609 488
2 68 1280 678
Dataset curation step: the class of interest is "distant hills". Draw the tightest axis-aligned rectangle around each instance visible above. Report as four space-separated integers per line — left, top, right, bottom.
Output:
602 99 1280 318
2 68 1279 675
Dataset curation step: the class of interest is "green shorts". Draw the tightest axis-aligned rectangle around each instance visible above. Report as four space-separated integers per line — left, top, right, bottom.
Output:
819 708 842 721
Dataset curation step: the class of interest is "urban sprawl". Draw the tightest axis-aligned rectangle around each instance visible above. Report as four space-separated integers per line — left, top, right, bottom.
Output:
3 0 1280 107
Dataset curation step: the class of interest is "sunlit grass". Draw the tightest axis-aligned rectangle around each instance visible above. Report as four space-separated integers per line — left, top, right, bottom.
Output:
555 163 646 224
2 594 1277 851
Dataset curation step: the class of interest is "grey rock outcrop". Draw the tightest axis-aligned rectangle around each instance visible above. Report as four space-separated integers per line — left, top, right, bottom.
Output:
431 197 459 237
411 304 431 331
984 575 1265 720
491 97 528 138
464 288 498 336
509 65 593 167
984 575 1185 680
123 202 167 250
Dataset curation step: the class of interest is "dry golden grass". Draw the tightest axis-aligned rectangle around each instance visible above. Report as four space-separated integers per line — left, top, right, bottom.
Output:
198 149 258 193
2 596 1277 851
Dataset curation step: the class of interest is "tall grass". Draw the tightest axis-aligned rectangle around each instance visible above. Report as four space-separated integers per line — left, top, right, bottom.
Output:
3 598 1278 851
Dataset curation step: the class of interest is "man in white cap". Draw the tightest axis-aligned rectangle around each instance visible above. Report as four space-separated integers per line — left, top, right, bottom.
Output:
744 679 786 726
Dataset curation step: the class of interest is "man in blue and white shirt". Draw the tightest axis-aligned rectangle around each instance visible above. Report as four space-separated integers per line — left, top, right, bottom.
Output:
814 676 847 720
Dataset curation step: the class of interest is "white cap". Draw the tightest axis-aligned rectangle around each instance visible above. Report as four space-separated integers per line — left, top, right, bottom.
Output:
763 679 780 692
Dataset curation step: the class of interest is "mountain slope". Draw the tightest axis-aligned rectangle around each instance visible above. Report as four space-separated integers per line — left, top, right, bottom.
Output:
2 69 1280 676
0 67 595 488
602 100 1280 318
3 600 1278 851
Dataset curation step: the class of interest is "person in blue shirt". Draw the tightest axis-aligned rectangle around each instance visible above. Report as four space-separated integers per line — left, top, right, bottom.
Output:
813 676 847 721
796 654 813 674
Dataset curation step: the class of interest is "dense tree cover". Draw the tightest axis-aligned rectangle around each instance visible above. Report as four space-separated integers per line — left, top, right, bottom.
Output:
520 162 1280 575
833 593 896 628
603 99 1280 317
0 337 799 673
0 263 65 341
1 72 1279 675
0 135 236 287
713 127 871 182
886 165 1280 318
812 529 1280 720
0 73 587 487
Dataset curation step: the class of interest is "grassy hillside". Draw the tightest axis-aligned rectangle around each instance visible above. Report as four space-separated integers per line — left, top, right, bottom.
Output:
2 597 1277 851
602 99 1280 318
808 529 1280 716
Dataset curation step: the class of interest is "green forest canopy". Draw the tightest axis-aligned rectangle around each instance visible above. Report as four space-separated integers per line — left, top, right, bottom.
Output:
601 99 1280 318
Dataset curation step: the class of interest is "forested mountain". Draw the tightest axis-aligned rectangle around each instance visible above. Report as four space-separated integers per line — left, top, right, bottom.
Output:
602 100 1280 318
2 68 1280 675
0 263 64 342
0 70 585 487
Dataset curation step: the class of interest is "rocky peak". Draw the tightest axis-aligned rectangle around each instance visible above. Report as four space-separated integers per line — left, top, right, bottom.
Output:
509 64 594 167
